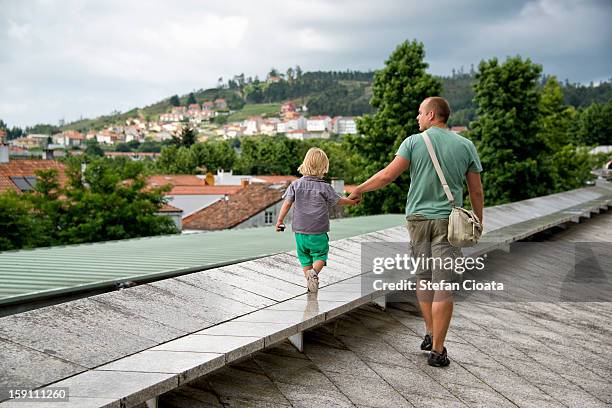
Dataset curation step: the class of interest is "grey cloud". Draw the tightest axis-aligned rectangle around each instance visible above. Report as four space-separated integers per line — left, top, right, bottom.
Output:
0 0 610 127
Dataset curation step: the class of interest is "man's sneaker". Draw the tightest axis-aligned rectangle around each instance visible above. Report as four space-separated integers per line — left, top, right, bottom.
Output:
306 270 319 293
428 347 450 367
420 334 433 351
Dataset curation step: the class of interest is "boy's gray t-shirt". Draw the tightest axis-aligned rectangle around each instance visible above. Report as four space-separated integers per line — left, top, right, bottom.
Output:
283 176 341 234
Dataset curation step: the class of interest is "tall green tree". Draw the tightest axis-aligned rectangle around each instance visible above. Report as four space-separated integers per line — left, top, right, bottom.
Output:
173 126 197 148
346 40 442 214
538 76 575 150
575 102 612 145
187 92 197 105
468 56 548 205
169 95 180 106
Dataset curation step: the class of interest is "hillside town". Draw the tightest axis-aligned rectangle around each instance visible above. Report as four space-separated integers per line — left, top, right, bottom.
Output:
2 100 359 156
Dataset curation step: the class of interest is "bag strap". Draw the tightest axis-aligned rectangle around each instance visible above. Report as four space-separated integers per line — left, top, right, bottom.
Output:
422 130 455 207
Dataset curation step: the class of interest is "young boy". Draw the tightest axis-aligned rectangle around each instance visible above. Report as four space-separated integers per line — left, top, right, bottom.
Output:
275 147 358 292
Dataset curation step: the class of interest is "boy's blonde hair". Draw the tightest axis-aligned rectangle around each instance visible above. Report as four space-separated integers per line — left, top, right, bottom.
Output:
298 147 329 178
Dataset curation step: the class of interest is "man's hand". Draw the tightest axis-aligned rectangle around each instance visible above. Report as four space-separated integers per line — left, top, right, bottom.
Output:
275 221 285 232
347 191 362 202
338 197 360 206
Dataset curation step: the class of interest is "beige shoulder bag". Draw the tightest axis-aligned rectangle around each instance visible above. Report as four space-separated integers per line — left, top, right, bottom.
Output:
422 130 482 247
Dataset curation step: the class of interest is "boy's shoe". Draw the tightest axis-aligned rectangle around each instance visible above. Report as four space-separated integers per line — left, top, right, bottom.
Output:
428 347 450 367
420 333 433 351
306 270 319 293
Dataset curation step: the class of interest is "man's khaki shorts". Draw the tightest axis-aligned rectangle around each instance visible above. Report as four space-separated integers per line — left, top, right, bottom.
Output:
406 214 462 284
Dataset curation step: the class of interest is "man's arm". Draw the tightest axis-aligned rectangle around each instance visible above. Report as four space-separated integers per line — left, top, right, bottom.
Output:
348 156 410 201
466 172 484 225
275 200 293 231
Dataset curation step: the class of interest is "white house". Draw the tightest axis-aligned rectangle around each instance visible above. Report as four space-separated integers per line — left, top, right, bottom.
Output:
159 113 183 122
260 118 280 136
243 116 263 136
286 116 307 131
307 116 331 132
333 116 358 134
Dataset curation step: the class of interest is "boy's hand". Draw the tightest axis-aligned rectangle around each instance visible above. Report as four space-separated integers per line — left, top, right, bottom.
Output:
338 197 360 206
347 191 362 202
275 221 286 232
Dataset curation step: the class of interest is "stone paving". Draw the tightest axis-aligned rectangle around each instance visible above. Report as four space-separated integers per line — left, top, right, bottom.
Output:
153 213 612 408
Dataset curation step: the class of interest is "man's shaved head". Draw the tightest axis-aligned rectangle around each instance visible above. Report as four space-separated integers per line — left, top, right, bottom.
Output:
423 97 451 124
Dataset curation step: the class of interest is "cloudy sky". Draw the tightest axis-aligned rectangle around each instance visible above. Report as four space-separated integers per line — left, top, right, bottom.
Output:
1 0 611 127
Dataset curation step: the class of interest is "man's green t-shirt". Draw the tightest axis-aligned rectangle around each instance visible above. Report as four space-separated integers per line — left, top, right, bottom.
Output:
396 126 482 219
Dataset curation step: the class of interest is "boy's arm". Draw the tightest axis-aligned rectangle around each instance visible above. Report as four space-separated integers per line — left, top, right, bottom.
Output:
275 200 293 231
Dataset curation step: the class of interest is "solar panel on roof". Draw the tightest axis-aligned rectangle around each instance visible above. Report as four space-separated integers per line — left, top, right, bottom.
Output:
9 176 34 192
25 176 37 187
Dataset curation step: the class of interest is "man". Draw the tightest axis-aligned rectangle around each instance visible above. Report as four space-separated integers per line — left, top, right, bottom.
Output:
348 97 484 367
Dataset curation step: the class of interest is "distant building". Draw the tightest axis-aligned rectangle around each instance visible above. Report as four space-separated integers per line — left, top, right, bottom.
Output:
243 116 263 135
10 137 43 149
214 170 297 186
285 116 307 131
26 134 50 146
214 98 228 110
221 123 245 139
332 116 357 134
105 152 160 160
202 101 214 110
171 106 187 115
148 174 243 218
0 159 66 193
260 118 280 136
281 101 296 114
307 116 332 132
182 183 291 231
155 203 183 231
159 113 183 122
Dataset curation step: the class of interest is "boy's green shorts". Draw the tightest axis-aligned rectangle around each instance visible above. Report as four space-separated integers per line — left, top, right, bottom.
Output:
294 233 329 267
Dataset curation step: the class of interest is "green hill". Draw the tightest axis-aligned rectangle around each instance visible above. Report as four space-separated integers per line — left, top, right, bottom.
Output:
59 69 612 132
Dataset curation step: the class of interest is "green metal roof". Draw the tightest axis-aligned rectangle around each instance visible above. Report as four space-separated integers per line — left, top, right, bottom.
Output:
0 214 406 306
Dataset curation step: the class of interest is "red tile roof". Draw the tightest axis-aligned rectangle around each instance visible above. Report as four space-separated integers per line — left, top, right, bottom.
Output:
158 203 183 213
182 183 284 230
0 160 67 193
253 175 297 184
168 185 242 195
148 175 208 187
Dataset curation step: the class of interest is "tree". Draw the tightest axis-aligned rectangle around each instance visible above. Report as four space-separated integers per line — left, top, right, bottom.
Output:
173 126 197 148
538 76 575 149
84 139 105 157
0 192 43 251
468 56 548 205
169 95 180 107
0 157 178 251
115 142 133 152
346 40 442 215
575 102 612 145
187 92 197 105
268 68 279 78
286 67 295 83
